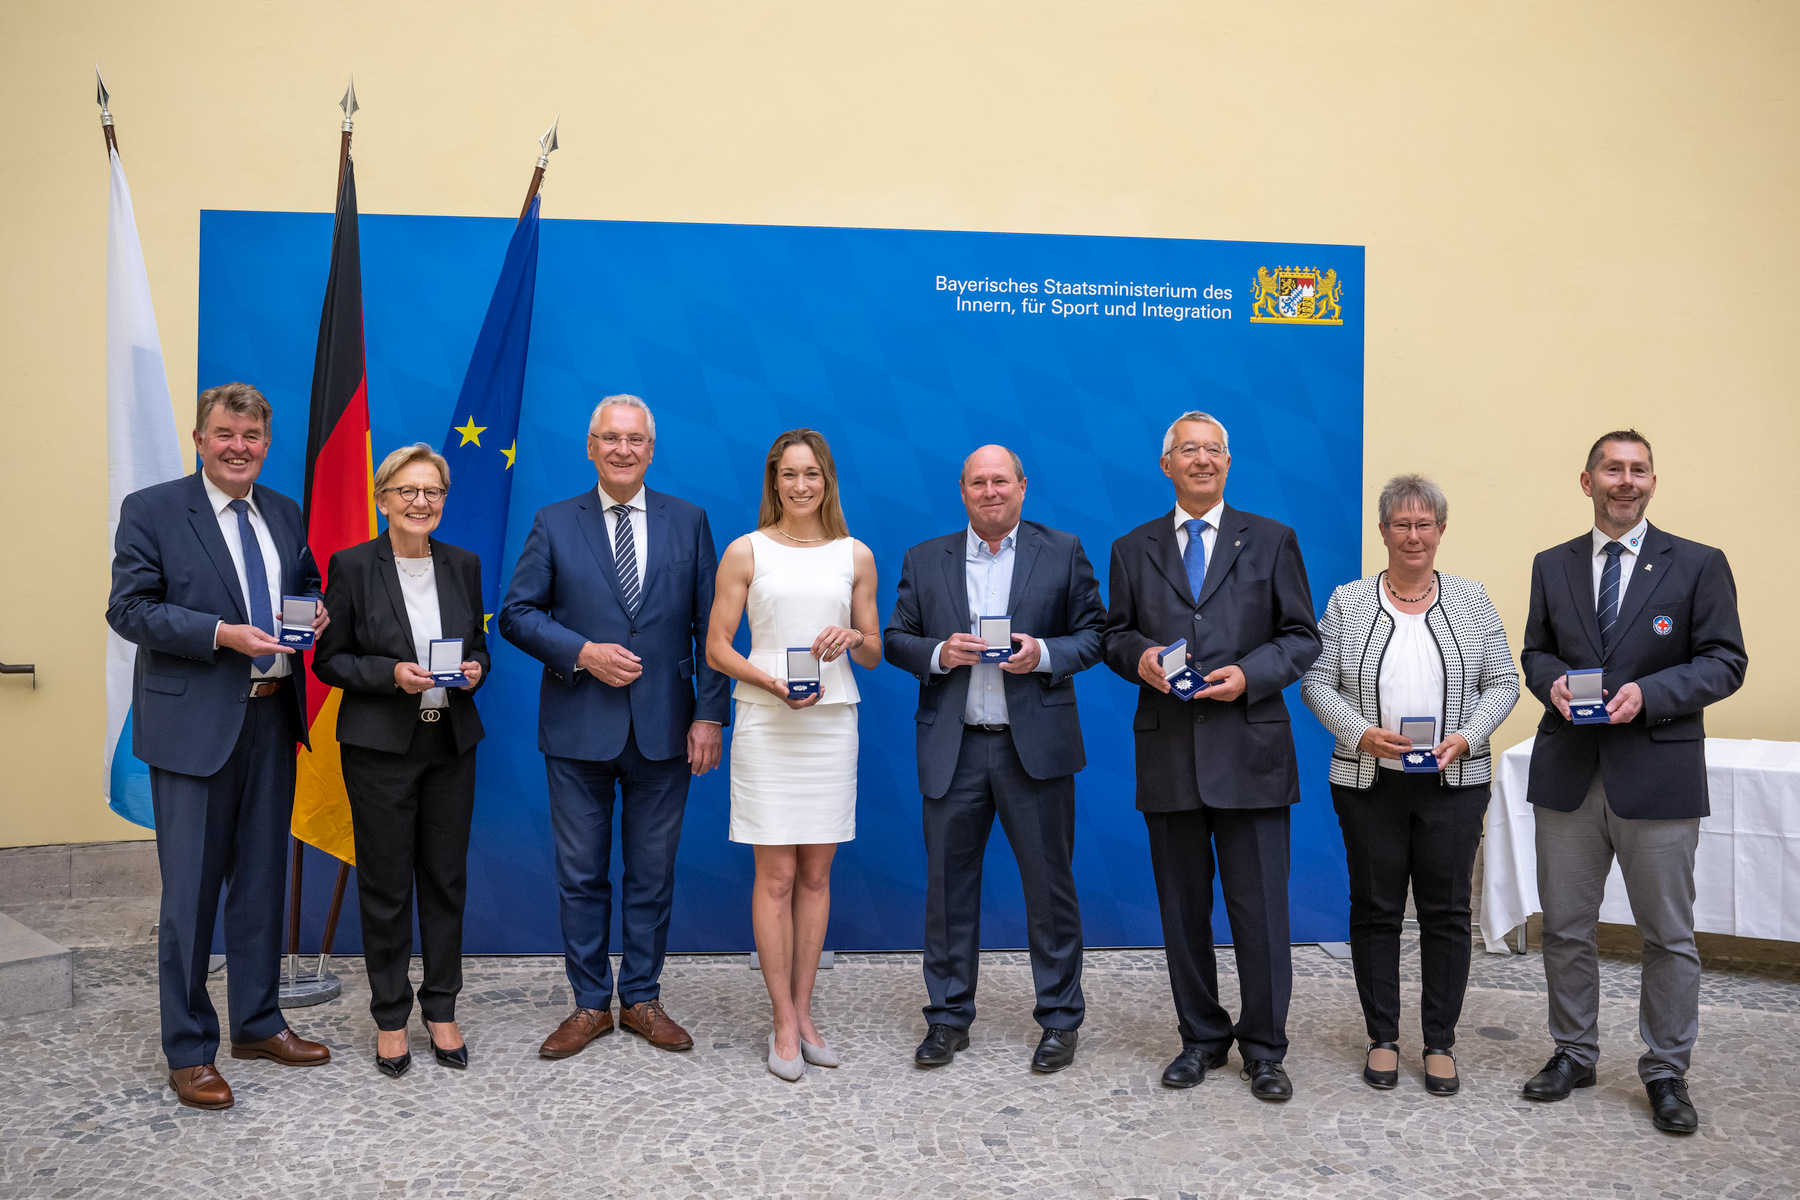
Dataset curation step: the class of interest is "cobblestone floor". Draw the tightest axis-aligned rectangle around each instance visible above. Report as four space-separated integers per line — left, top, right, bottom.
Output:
2 897 1796 1199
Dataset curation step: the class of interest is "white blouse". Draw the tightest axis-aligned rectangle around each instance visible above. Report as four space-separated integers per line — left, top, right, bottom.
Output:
1376 587 1443 768
395 556 448 710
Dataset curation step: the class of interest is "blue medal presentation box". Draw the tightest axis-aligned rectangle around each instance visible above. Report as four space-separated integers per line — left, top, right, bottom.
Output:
200 211 1363 953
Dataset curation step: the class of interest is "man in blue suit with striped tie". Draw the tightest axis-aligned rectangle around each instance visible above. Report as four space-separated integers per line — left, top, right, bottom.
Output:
1518 429 1746 1133
500 394 730 1059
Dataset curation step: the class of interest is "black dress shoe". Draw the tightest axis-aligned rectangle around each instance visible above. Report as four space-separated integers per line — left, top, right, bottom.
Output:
914 1023 970 1067
1422 1048 1458 1096
1646 1077 1699 1133
1521 1050 1595 1101
375 1049 412 1078
1363 1041 1399 1090
1241 1059 1293 1101
1030 1028 1078 1074
1161 1047 1230 1089
429 1036 469 1069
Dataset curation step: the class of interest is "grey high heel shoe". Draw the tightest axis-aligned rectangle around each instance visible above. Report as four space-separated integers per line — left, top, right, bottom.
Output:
768 1032 804 1081
800 1035 839 1068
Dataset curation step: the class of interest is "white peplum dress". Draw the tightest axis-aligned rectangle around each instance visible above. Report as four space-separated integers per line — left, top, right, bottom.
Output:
728 531 860 845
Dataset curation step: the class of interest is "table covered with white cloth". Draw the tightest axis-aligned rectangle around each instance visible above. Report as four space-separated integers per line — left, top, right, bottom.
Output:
1481 736 1800 953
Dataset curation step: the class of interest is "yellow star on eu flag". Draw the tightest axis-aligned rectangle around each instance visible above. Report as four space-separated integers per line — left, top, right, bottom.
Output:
453 416 487 447
502 440 516 469
483 613 492 633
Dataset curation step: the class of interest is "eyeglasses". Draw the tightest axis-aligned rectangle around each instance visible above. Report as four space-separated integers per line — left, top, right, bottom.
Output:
1170 441 1228 461
379 486 447 504
592 433 651 449
1385 521 1440 535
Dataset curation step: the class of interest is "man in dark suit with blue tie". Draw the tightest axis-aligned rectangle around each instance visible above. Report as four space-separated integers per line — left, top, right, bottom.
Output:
1518 430 1746 1134
107 382 333 1110
1102 411 1320 1101
885 445 1107 1073
500 394 730 1059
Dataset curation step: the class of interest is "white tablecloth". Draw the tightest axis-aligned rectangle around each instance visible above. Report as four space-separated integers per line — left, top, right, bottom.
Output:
1481 736 1800 953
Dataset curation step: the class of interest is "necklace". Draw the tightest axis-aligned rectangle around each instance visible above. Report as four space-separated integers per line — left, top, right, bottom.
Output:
1385 572 1434 604
397 554 433 579
775 525 829 544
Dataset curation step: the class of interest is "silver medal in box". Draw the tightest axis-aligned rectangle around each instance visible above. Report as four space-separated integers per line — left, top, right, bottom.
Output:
1159 638 1208 699
1566 667 1609 724
979 615 1013 663
428 637 468 688
280 595 317 647
785 647 821 699
1399 716 1439 772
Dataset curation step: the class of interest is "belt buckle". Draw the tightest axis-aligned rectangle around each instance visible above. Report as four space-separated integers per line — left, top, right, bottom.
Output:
421 708 442 723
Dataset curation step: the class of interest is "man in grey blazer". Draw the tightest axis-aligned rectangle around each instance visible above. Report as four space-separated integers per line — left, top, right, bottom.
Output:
1519 430 1746 1133
884 446 1106 1073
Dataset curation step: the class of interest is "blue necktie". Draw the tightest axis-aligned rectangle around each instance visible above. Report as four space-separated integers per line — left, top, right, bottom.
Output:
1597 540 1624 653
611 504 642 615
1183 518 1210 603
229 498 277 671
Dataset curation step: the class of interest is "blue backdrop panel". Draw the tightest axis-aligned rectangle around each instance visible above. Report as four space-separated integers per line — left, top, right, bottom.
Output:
198 211 1363 955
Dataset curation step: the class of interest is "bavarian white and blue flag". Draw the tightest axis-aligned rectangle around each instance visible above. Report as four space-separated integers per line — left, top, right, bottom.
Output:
104 145 183 828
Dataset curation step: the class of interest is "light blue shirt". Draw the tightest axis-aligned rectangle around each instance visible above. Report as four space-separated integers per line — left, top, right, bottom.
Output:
929 524 1054 726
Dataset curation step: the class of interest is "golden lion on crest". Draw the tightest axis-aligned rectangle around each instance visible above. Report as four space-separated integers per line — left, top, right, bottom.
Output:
1251 266 1343 323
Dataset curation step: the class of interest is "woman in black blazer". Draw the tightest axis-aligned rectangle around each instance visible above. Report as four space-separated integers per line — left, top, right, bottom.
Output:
314 443 489 1078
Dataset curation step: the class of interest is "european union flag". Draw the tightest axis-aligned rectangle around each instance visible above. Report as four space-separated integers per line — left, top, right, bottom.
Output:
436 195 541 625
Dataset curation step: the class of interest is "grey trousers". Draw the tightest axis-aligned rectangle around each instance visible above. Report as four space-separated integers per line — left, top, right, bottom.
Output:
1536 772 1701 1082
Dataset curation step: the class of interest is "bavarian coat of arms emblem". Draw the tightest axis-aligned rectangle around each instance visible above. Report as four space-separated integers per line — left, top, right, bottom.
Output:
1251 266 1344 325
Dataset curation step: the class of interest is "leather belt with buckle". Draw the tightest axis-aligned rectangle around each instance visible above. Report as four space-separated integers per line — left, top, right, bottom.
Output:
247 678 287 699
420 708 445 723
968 723 1009 734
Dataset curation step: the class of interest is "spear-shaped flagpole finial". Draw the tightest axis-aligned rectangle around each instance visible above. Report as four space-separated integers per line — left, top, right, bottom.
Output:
339 75 359 132
520 116 560 219
96 65 118 154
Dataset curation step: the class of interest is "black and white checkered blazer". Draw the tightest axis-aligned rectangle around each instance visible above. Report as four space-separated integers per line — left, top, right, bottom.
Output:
1301 571 1520 789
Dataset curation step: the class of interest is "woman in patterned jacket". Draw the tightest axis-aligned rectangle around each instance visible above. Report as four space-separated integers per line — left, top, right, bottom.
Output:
1302 474 1518 1097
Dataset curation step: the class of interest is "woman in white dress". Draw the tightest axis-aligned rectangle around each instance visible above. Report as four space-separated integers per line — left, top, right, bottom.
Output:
706 429 880 1081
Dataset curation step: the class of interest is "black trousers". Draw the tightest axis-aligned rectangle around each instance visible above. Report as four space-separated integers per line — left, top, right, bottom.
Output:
922 727 1085 1032
1144 803 1291 1062
150 692 297 1069
341 714 476 1030
1331 771 1488 1049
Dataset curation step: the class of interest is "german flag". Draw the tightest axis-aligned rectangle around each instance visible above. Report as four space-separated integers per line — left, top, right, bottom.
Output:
292 156 374 864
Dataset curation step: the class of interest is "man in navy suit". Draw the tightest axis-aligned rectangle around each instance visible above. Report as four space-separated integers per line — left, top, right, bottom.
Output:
500 394 729 1058
885 445 1107 1074
1518 430 1746 1134
1102 411 1320 1101
107 382 333 1110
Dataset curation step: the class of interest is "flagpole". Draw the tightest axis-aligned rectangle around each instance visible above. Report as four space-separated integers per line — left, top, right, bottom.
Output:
518 118 559 219
95 68 118 155
337 77 358 197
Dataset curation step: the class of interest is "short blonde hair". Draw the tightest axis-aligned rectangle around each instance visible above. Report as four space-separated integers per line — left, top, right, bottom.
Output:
374 442 451 495
758 428 849 540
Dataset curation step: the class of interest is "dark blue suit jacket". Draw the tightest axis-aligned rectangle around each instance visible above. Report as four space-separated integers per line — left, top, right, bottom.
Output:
1103 505 1320 812
1521 523 1747 819
883 522 1106 800
499 486 730 762
106 472 319 777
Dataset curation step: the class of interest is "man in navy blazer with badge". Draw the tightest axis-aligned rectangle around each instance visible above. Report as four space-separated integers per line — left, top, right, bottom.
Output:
500 394 729 1060
885 445 1106 1074
1518 430 1746 1134
107 382 333 1111
1102 411 1320 1102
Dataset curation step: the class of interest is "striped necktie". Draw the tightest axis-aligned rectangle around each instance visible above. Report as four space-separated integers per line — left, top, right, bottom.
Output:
611 504 641 615
1597 541 1624 652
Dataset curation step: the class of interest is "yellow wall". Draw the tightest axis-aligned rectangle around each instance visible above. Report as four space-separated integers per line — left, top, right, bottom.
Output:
3 2 1794 847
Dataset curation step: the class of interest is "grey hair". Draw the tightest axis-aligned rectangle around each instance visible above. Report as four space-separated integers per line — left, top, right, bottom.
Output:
1378 473 1448 525
1161 411 1231 456
588 393 656 440
960 445 1025 483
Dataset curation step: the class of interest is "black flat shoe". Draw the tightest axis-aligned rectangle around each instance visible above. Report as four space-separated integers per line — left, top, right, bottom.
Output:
429 1037 469 1069
1241 1059 1293 1101
1422 1047 1458 1095
1522 1049 1595 1101
1646 1077 1699 1133
914 1023 969 1067
1029 1028 1078 1074
1161 1047 1230 1089
375 1050 412 1078
1363 1040 1399 1090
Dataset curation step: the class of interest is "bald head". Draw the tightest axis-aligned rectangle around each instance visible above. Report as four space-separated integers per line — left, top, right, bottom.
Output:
961 444 1028 543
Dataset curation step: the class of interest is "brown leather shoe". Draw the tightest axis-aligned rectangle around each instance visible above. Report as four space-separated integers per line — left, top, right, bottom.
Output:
229 1028 331 1066
169 1064 234 1109
620 998 694 1051
539 1007 614 1059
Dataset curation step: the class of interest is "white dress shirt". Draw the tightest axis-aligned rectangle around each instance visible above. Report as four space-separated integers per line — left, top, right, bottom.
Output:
395 555 449 709
929 524 1054 726
1590 517 1649 608
598 484 649 587
201 472 288 679
1173 498 1225 571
